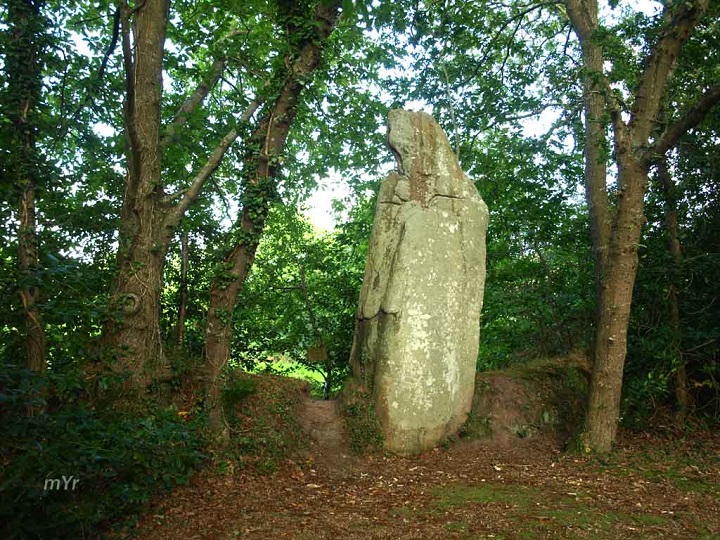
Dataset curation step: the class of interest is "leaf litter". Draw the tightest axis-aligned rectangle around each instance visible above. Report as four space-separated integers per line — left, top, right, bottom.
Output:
131 394 719 540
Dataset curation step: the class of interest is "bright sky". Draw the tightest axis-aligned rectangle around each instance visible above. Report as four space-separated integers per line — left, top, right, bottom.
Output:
301 171 352 232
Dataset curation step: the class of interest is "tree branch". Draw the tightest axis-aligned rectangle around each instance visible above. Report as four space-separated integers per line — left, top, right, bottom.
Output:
483 101 571 132
119 0 140 185
646 82 720 162
161 56 227 148
459 1 560 87
629 0 709 145
440 64 460 157
537 101 583 142
166 97 262 226
171 128 239 219
58 8 120 140
161 27 241 148
565 0 613 273
563 0 595 43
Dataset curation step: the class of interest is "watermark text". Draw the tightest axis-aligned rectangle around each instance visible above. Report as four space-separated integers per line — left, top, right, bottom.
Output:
43 475 80 491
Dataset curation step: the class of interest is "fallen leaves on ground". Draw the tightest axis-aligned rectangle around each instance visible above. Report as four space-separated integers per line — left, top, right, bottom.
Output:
130 427 719 540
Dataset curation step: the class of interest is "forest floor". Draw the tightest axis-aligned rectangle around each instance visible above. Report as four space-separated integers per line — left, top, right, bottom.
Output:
131 390 720 540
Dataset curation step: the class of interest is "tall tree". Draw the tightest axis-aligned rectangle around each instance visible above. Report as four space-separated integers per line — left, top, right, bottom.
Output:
655 157 689 418
175 230 189 348
1 0 49 377
204 0 343 438
565 0 720 452
104 0 171 389
103 0 256 391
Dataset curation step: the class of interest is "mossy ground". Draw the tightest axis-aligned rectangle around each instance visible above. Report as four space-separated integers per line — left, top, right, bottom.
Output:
219 371 311 472
429 482 674 539
338 381 384 454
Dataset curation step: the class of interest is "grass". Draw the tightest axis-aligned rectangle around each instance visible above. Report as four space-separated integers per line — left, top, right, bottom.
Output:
595 436 720 500
250 357 327 397
428 482 675 539
253 358 325 383
635 466 719 496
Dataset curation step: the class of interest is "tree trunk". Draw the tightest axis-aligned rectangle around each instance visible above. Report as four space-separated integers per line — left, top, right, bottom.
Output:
565 0 711 452
18 185 46 375
4 0 48 380
103 0 240 394
566 0 611 279
657 158 691 419
205 212 258 438
176 231 189 348
106 243 168 388
582 157 647 451
204 0 343 439
103 0 171 392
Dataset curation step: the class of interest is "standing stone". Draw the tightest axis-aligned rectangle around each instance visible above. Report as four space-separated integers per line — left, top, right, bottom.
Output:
349 110 489 456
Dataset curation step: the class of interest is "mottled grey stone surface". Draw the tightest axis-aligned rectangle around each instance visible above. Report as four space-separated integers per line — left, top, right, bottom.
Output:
350 110 489 456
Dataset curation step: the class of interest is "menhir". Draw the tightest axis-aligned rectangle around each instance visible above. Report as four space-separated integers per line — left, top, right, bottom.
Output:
349 109 489 456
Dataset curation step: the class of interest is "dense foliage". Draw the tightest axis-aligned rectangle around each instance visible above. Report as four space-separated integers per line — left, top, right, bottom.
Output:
1 364 206 539
230 203 365 394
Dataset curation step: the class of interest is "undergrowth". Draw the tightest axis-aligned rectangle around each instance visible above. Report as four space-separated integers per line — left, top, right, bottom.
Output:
340 383 383 454
221 371 308 472
1 363 207 539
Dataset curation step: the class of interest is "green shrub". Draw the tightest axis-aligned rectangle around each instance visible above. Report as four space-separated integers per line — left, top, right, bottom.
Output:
1 366 207 539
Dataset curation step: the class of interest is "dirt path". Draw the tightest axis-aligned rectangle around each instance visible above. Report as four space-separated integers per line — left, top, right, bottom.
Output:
296 397 357 474
131 413 720 540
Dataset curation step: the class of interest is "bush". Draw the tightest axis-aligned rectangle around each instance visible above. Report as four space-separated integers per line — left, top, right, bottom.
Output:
1 366 207 539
